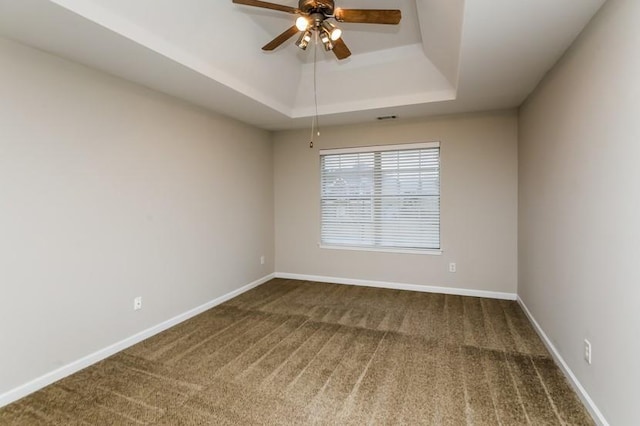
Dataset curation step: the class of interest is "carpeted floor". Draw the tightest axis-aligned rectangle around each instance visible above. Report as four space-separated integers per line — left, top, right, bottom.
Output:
0 279 593 425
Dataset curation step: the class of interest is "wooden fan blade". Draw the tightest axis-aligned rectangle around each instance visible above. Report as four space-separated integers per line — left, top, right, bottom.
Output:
334 9 402 25
233 0 298 14
262 26 299 51
332 38 351 60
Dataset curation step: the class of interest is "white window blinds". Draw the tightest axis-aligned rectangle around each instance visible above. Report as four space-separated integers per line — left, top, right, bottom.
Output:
320 142 440 252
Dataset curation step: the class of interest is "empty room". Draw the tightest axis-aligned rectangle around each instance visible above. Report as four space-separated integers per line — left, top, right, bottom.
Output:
0 0 638 424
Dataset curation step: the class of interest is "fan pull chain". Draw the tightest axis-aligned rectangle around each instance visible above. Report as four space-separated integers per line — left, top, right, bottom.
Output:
310 29 320 149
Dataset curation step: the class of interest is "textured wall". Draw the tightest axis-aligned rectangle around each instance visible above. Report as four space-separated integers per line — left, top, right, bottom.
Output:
0 38 274 396
518 0 640 423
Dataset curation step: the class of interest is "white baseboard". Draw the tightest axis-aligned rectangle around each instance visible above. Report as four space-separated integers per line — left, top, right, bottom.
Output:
275 272 517 301
0 273 275 408
517 297 608 426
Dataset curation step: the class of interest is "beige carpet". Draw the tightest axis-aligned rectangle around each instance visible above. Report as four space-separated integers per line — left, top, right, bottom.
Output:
0 279 593 425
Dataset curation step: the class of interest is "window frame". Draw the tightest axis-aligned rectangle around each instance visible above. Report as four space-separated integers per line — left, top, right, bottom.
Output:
318 142 442 256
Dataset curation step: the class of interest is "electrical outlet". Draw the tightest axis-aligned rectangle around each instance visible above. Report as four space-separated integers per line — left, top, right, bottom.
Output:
449 262 457 273
260 255 265 265
584 339 592 364
134 296 142 311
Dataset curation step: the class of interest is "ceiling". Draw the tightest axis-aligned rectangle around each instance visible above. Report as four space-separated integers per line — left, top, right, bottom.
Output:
0 0 606 131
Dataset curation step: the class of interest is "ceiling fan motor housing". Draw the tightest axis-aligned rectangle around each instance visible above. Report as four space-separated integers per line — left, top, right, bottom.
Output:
299 0 334 15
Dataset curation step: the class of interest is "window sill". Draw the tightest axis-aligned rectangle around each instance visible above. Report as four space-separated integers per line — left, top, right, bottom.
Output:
319 244 443 256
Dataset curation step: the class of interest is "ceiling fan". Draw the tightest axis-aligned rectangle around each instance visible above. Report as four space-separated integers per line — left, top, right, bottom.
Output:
232 0 402 60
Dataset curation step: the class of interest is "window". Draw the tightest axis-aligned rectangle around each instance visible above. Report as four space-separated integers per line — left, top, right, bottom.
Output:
320 142 440 253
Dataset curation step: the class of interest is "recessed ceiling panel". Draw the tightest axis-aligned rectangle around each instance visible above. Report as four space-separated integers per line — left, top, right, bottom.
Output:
0 0 607 130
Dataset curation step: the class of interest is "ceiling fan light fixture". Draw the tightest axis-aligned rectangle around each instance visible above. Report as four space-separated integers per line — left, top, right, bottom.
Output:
296 30 312 50
321 20 342 41
320 30 333 51
295 16 310 31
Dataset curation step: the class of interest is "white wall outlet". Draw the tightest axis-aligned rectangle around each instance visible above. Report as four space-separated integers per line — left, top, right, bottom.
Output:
584 339 592 364
133 296 142 311
260 255 265 265
449 262 457 273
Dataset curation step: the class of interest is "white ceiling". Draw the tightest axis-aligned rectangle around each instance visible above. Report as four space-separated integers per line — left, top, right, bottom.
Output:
0 0 606 130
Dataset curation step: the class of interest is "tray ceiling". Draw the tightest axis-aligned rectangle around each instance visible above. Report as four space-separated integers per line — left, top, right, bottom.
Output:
0 0 606 130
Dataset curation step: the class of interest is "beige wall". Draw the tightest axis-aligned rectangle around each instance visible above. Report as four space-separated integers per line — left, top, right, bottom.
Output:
274 111 518 294
518 0 640 424
0 38 274 396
